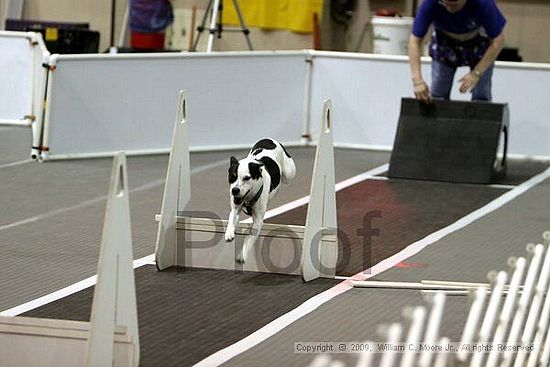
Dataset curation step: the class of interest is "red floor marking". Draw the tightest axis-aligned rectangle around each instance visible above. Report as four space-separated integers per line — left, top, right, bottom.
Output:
394 261 429 269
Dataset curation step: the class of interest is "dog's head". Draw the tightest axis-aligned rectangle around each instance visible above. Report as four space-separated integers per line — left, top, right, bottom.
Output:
228 156 263 205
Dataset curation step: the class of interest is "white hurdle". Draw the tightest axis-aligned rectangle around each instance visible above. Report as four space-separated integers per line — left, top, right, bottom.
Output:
0 152 139 367
155 93 338 282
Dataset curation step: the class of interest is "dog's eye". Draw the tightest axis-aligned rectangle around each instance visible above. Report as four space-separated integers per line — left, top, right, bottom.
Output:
243 175 251 181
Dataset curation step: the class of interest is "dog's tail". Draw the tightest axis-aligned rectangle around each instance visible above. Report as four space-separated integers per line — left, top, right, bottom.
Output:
280 143 296 184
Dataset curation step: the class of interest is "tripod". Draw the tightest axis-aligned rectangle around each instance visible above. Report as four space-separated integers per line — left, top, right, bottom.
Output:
191 0 253 52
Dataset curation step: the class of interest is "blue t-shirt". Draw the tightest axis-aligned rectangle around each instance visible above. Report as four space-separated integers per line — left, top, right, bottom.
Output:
412 0 506 39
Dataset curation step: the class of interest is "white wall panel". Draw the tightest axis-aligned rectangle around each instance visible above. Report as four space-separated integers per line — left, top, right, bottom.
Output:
42 50 550 160
309 51 550 158
0 32 34 123
44 51 307 159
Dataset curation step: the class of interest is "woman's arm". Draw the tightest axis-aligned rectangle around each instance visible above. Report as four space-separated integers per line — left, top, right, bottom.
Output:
459 30 505 93
408 34 431 103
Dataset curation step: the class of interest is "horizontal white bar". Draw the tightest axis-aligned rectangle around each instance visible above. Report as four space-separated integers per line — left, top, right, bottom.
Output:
50 50 309 63
421 280 524 289
334 142 550 163
44 141 307 161
309 50 550 71
0 30 35 39
0 119 31 127
43 148 171 161
351 280 482 290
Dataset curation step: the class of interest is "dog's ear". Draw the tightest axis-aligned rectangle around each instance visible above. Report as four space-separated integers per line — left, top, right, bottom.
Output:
228 157 239 184
248 162 263 180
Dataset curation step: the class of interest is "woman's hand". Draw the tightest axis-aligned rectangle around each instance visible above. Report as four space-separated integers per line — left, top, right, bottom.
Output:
413 79 431 103
459 71 481 93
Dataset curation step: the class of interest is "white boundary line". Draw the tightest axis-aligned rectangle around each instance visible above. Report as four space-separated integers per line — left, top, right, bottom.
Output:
192 166 550 367
0 162 387 315
0 254 155 317
367 174 518 190
0 159 228 315
0 159 32 169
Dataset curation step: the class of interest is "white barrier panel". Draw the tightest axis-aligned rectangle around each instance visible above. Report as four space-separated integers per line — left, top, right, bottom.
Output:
41 50 550 160
0 32 34 124
308 51 550 158
0 152 139 366
308 52 431 150
42 51 307 160
0 31 49 158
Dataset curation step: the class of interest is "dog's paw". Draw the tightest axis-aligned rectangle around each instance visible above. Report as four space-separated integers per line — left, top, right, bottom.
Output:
225 230 235 242
236 250 246 263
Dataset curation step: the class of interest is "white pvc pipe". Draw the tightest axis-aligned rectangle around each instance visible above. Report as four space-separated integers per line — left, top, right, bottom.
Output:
380 323 402 367
470 271 508 367
30 32 50 160
501 244 545 367
309 49 550 71
457 287 488 363
26 35 35 130
418 293 446 367
421 279 524 290
421 289 525 296
527 276 550 367
0 118 31 126
39 55 56 161
399 306 426 367
302 52 313 144
514 245 550 367
540 321 550 366
351 280 475 291
486 257 527 367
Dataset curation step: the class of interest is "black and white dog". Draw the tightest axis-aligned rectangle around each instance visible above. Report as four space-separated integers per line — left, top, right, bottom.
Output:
225 138 296 263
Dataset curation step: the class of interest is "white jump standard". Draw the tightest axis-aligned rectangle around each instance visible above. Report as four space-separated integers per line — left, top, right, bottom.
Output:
155 92 338 282
0 152 140 367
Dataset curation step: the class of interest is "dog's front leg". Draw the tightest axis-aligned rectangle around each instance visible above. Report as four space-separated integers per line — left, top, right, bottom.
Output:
225 205 240 242
236 208 265 263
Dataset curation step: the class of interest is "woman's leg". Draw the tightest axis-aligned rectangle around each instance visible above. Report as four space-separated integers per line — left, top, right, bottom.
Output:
471 64 494 101
431 60 456 100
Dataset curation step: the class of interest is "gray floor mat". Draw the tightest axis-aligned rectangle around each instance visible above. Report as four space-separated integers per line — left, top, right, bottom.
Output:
0 147 389 312
373 174 550 284
222 288 471 367
0 126 31 165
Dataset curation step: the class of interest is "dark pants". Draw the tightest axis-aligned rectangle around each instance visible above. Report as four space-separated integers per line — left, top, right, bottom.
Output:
431 60 494 102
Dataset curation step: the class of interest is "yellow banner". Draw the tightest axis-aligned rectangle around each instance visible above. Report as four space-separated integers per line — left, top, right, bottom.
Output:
222 0 324 34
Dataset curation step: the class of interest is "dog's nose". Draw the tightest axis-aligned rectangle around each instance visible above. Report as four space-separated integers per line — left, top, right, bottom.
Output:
232 187 240 195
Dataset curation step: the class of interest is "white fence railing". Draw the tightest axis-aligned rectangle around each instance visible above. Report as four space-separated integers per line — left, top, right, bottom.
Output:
311 231 550 367
36 51 550 160
2 48 550 160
